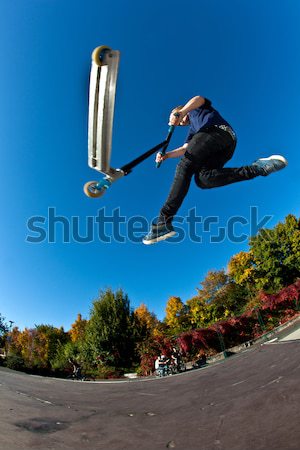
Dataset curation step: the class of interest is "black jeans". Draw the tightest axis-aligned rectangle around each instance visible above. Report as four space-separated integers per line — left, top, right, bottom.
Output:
158 127 258 224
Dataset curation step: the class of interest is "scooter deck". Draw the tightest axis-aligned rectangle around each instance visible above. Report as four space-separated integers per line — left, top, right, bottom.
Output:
88 46 120 174
84 46 175 198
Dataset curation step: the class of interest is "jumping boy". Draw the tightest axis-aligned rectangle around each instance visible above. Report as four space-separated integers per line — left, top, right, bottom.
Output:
142 96 287 245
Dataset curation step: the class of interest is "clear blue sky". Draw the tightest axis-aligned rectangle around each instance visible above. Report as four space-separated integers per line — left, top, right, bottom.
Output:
0 0 299 331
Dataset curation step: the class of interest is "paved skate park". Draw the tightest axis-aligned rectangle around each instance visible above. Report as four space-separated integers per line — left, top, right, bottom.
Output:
1 320 299 450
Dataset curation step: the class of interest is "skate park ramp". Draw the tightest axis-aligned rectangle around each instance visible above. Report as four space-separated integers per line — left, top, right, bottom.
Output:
278 319 300 341
1 331 300 450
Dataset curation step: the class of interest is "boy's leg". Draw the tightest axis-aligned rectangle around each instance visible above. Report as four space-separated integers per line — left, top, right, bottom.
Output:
158 156 195 224
195 155 288 189
142 131 226 244
191 128 287 189
195 165 257 189
142 156 195 244
158 130 229 223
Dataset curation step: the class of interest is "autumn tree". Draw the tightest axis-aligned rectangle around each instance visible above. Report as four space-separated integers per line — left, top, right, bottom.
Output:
186 295 211 329
7 325 69 372
69 314 88 343
134 303 159 341
8 327 35 367
165 296 190 334
33 324 68 369
228 251 255 286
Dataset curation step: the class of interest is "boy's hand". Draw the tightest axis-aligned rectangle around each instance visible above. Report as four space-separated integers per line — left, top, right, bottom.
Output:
168 111 182 126
156 152 168 163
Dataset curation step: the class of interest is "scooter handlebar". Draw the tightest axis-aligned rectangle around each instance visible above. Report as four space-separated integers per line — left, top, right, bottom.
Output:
156 125 175 168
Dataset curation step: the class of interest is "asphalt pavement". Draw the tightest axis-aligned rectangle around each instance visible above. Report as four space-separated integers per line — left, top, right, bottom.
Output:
0 334 299 450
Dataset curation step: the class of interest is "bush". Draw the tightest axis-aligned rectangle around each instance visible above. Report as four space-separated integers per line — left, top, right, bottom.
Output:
5 355 25 371
95 365 125 379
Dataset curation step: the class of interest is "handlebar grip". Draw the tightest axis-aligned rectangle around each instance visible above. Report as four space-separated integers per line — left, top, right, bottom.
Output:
156 125 175 169
156 152 163 169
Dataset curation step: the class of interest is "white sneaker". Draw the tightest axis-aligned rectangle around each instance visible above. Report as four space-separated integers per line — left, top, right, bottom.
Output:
252 155 288 176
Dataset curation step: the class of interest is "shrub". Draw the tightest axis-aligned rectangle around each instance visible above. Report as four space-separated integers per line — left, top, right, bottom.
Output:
5 355 25 371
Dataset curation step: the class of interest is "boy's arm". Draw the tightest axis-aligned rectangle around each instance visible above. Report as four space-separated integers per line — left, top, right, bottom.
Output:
157 96 205 163
165 144 188 158
169 96 206 126
156 144 188 163
180 95 205 116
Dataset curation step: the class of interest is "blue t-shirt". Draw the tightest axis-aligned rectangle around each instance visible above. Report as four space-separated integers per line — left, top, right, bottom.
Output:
185 99 234 143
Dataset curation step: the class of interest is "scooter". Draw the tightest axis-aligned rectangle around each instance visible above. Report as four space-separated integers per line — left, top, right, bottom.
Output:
84 46 174 199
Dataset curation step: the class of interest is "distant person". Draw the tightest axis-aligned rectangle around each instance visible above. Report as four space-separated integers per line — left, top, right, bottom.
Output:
154 356 160 371
68 358 82 380
171 347 180 371
193 350 207 368
156 354 169 376
143 96 287 244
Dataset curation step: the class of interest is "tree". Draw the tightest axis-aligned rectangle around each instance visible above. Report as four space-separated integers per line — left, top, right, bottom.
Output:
7 325 68 371
210 281 249 319
187 270 248 327
33 324 68 369
199 270 229 302
51 340 81 372
133 303 159 343
186 295 211 329
134 304 158 331
69 314 88 343
228 250 255 285
0 314 8 334
250 214 300 291
84 289 136 368
165 296 189 333
0 314 8 347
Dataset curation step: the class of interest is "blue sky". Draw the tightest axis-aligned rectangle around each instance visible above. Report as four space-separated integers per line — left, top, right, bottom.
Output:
0 0 299 331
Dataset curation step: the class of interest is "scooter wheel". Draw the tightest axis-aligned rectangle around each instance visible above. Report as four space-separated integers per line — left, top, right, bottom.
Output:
92 45 112 66
83 181 106 198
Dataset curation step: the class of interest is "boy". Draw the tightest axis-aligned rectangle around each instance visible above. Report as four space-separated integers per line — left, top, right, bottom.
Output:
143 96 287 244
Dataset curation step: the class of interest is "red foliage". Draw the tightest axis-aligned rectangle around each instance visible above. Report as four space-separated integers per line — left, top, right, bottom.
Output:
177 327 228 356
176 314 258 357
175 281 300 358
137 281 300 371
177 332 193 354
279 310 300 324
260 279 300 311
138 334 174 376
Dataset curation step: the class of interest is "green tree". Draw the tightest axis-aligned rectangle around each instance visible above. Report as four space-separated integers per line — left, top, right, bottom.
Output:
84 289 136 368
51 340 81 372
199 270 228 300
50 314 89 373
250 214 300 291
187 270 248 327
0 314 8 347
